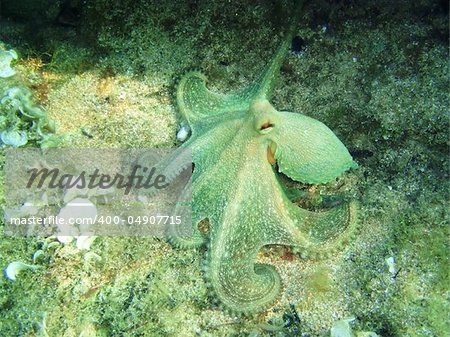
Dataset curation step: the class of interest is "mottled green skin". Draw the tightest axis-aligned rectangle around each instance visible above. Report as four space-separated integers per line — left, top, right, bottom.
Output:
169 34 358 315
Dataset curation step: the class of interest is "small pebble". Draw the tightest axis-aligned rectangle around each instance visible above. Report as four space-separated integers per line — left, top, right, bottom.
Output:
177 124 190 142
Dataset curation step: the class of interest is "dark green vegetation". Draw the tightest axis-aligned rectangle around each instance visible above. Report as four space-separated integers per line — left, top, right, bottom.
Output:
0 0 448 336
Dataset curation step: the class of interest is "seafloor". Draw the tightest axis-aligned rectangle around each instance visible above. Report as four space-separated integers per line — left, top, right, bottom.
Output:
0 0 448 336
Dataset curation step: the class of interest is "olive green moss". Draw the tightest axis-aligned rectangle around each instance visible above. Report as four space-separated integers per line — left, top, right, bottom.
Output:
0 0 448 336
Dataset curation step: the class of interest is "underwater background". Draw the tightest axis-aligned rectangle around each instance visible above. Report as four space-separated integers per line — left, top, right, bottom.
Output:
0 0 448 336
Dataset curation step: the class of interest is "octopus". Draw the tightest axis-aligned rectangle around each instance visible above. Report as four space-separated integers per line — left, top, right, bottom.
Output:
152 25 358 315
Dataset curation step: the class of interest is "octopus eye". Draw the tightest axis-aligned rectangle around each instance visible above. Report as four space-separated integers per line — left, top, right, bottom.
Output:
259 122 274 134
260 122 273 130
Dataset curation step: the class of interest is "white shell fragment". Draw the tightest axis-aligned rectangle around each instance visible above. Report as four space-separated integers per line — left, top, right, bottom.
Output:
330 317 355 337
0 49 18 78
4 261 38 281
4 201 40 222
76 236 97 251
176 123 190 142
84 252 102 264
385 256 397 275
357 332 379 337
56 235 74 244
330 317 380 337
56 198 97 237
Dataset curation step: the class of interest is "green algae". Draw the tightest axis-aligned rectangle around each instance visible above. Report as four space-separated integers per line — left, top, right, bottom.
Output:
0 0 448 336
